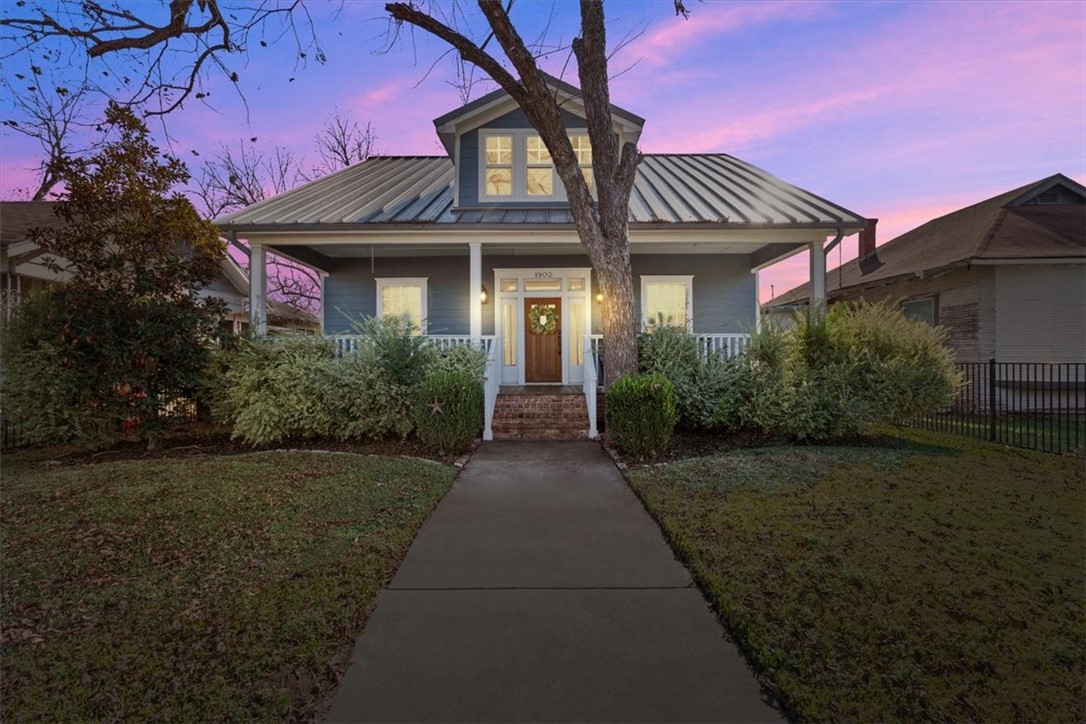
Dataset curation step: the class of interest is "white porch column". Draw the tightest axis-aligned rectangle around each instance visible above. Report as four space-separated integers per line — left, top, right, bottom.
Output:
469 242 482 340
249 243 268 336
753 269 762 333
809 240 827 314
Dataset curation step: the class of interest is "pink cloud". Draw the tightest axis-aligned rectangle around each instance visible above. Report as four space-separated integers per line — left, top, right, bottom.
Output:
634 1 826 67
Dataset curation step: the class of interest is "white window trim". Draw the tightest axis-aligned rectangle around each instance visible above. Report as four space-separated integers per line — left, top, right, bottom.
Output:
641 275 694 331
902 295 937 327
375 277 428 333
478 129 588 202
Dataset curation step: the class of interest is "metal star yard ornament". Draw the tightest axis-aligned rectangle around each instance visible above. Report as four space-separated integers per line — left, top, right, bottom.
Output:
427 398 445 415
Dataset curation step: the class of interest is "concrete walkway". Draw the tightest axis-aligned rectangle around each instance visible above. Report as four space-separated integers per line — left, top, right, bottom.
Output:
326 441 781 723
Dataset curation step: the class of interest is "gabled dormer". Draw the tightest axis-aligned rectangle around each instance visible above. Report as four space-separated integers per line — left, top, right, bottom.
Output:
432 73 645 208
1007 174 1086 207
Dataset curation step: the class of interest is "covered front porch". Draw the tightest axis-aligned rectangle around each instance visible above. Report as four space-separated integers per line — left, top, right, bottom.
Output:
240 234 842 441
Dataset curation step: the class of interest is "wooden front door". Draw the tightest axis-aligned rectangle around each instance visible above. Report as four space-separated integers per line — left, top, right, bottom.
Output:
525 298 562 382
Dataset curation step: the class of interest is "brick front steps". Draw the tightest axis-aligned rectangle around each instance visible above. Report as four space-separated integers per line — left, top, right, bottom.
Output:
492 387 590 440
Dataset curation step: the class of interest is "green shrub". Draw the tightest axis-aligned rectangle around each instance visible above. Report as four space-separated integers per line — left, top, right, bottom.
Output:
348 316 435 388
605 373 678 460
730 303 959 441
219 335 414 446
1 287 223 448
737 322 796 434
828 300 960 420
429 343 489 383
639 325 699 379
414 370 483 454
639 325 742 431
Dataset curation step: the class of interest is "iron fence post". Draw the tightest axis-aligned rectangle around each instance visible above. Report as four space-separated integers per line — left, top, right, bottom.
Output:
988 358 997 443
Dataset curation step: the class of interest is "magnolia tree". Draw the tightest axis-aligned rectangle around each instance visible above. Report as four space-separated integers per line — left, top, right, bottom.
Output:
1 103 226 449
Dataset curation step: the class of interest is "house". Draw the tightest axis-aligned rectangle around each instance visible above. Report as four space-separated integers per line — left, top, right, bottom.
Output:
215 74 867 439
766 174 1086 364
201 254 321 336
1 201 68 320
0 201 318 333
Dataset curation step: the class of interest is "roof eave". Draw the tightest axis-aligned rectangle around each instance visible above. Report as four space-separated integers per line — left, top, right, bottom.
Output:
217 220 866 235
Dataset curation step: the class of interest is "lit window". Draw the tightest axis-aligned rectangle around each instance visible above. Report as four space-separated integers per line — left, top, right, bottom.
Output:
902 297 936 327
485 135 513 196
641 276 693 330
376 278 428 333
502 301 517 366
570 134 593 192
479 129 590 201
526 135 554 196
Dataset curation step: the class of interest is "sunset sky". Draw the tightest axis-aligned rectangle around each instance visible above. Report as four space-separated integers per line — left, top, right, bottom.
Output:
1 0 1083 301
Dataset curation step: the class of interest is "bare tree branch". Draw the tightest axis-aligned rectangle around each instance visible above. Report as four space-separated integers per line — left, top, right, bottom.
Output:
1 67 97 200
307 107 378 178
1 0 324 116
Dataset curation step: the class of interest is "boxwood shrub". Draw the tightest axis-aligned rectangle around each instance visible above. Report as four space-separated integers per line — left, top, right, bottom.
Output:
414 369 483 454
605 372 678 460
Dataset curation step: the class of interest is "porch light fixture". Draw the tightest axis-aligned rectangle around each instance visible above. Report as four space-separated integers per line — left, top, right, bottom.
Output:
480 285 489 304
595 291 603 303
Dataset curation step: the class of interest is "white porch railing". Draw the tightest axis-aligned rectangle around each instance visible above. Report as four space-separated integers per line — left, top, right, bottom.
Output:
583 337 599 439
587 333 751 387
329 334 496 358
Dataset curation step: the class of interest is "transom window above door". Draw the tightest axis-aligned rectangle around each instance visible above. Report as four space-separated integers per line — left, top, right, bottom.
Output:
480 131 591 201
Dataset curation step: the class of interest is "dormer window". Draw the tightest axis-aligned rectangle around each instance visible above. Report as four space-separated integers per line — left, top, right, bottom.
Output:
526 135 554 196
571 134 593 192
479 130 591 202
484 135 513 196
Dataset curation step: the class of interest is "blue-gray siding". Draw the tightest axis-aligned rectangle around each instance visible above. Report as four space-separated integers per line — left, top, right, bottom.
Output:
324 253 756 335
458 107 587 208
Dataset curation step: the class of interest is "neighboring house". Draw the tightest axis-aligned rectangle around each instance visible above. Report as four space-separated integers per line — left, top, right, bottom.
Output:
1 201 69 320
216 74 866 441
766 174 1086 364
200 254 321 335
0 201 318 333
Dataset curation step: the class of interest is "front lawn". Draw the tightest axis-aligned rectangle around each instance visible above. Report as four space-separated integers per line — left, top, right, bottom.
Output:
626 429 1086 722
1 451 456 721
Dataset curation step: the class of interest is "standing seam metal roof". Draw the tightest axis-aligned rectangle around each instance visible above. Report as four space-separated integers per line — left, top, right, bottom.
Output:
215 154 865 228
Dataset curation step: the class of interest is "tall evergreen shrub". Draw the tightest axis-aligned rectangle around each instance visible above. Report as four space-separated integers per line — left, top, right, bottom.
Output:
414 370 483 454
605 373 678 460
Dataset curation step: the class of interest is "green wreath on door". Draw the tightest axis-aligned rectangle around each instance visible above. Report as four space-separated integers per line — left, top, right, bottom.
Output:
529 304 558 335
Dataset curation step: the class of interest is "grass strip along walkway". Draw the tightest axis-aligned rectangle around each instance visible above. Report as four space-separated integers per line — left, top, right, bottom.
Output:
1 451 456 721
626 429 1085 722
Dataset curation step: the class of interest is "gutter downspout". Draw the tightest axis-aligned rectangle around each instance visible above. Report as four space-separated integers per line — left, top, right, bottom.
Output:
822 225 845 308
824 225 845 256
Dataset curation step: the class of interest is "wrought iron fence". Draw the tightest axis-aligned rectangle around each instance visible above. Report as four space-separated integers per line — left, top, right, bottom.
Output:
902 360 1085 455
1 419 29 451
0 391 199 452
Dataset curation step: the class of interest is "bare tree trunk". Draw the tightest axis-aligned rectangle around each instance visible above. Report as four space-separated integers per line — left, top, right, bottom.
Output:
386 0 643 382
